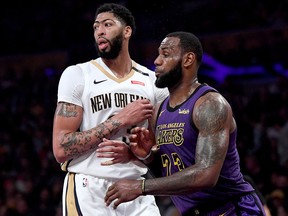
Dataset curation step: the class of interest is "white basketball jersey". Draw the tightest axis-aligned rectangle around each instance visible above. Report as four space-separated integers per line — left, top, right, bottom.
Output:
57 58 168 179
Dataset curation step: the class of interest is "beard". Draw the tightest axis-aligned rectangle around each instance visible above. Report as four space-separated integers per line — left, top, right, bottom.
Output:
155 61 182 89
95 34 123 60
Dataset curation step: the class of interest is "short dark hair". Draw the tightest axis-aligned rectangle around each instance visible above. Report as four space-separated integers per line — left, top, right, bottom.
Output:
166 31 203 66
95 3 136 35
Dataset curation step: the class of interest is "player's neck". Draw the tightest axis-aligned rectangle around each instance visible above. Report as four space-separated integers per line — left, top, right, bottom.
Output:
102 52 132 78
169 78 199 108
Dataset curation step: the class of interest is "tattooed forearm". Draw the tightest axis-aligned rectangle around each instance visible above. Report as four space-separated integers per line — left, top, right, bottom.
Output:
94 118 121 138
61 133 82 158
60 118 122 158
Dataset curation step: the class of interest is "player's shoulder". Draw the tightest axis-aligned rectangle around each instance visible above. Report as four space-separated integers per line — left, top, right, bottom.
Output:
76 60 95 70
193 84 223 104
64 60 90 72
61 61 92 80
199 89 225 103
132 61 155 76
196 90 232 116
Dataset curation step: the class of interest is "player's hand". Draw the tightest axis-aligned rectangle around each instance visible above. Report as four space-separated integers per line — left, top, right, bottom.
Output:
129 127 154 159
113 99 153 127
96 138 135 165
105 179 142 209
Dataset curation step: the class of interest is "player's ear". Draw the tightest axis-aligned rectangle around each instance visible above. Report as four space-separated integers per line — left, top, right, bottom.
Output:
124 26 132 38
183 52 196 67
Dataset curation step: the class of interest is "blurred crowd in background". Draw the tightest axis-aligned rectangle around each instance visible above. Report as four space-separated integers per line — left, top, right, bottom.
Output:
1 0 288 215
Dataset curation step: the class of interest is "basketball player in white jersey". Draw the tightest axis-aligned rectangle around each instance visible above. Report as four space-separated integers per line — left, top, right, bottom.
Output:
52 3 168 216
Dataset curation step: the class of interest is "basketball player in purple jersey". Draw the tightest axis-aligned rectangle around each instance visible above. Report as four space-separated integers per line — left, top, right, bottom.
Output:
103 31 266 215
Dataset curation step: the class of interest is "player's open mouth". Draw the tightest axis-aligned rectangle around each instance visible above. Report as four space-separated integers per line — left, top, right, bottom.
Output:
99 42 108 50
98 38 109 50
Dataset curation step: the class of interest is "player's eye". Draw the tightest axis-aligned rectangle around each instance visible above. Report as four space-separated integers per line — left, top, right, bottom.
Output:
93 24 99 31
104 22 113 27
163 53 169 58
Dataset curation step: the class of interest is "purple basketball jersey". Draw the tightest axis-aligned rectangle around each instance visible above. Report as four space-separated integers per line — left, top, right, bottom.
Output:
155 84 256 214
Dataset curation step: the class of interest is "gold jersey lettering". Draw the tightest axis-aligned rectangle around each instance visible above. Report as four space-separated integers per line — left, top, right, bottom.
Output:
157 128 184 146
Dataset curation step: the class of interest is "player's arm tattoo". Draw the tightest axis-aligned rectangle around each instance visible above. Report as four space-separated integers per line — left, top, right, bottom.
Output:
194 93 229 167
56 102 122 158
62 119 121 158
56 102 77 117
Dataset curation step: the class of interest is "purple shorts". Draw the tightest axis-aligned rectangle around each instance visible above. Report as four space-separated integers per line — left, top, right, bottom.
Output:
182 192 266 216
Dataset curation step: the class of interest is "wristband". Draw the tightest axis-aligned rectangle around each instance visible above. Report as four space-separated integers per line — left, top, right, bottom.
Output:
141 179 146 195
136 150 152 160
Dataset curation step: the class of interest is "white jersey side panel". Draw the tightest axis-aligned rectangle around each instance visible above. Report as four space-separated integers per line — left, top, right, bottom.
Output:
57 58 168 179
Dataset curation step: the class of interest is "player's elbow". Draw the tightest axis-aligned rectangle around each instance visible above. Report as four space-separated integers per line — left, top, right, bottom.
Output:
53 144 68 163
54 151 68 164
206 172 220 188
198 171 220 189
205 178 218 188
195 177 218 191
187 176 218 193
54 153 66 164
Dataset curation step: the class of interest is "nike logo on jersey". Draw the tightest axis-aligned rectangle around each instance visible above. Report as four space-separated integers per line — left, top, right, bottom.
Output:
94 79 107 84
159 110 165 117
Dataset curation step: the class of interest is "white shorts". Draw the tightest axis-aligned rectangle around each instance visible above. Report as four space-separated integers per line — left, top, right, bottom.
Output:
62 172 161 216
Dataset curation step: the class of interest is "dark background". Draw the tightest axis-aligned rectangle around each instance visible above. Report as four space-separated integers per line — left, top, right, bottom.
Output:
1 0 288 215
